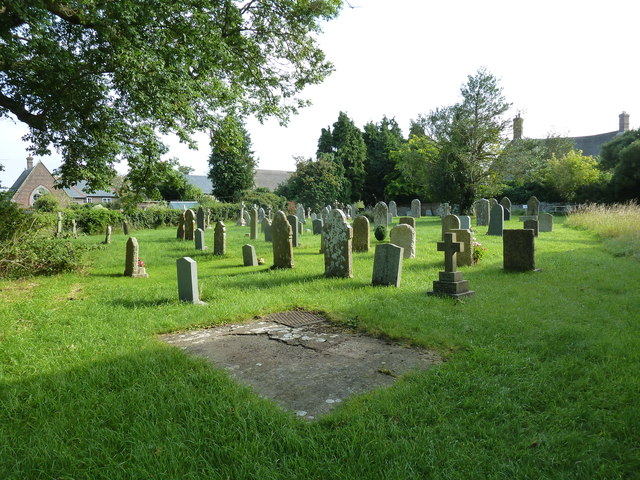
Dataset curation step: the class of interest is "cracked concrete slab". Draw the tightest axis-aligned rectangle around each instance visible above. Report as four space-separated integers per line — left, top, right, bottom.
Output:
160 314 441 420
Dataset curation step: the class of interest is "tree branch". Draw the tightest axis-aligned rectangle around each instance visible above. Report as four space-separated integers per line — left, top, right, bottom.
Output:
0 93 47 131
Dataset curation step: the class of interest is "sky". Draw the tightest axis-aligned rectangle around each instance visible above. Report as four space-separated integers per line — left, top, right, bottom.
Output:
1 0 639 188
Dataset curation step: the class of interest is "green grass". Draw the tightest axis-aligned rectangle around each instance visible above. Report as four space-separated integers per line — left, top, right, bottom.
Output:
1 216 639 479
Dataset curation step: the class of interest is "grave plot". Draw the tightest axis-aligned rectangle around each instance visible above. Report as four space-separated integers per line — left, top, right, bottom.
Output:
160 311 441 420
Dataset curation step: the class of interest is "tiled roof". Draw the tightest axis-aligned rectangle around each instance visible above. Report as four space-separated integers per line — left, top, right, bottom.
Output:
9 167 33 192
186 169 293 194
63 180 116 198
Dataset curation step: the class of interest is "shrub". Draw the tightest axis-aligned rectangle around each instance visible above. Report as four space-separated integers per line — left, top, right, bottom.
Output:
32 193 61 212
374 224 387 241
72 204 124 234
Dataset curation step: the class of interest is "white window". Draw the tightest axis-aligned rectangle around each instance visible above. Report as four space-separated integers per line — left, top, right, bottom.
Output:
102 198 112 203
29 186 51 205
86 197 92 203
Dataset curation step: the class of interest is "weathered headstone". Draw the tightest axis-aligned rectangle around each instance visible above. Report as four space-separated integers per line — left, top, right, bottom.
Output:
243 210 251 226
195 228 206 250
489 198 498 209
428 232 474 298
177 212 185 240
524 219 539 237
312 218 323 235
205 208 211 229
411 199 422 218
258 207 265 223
476 198 490 226
184 209 196 241
487 204 505 236
500 197 512 220
237 203 246 226
262 218 272 242
503 229 539 271
250 208 259 240
352 215 370 253
176 257 203 304
271 211 294 269
442 214 461 240
242 244 259 267
296 204 306 225
124 237 149 278
438 202 451 217
389 200 398 217
104 225 112 244
56 212 63 236
287 214 299 247
213 221 226 255
399 216 416 229
390 223 416 259
372 243 403 287
71 219 77 237
450 229 473 267
459 215 471 230
324 209 353 278
527 196 540 216
196 206 205 231
321 206 330 224
539 212 553 232
373 201 389 228
122 221 130 235
310 212 317 221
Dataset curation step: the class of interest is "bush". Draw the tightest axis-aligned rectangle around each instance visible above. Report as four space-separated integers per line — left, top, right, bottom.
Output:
374 224 387 241
72 204 124 234
125 206 182 230
32 193 61 212
242 188 286 210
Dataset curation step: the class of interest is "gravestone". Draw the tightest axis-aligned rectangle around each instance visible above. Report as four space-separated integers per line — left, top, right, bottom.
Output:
399 216 416 229
527 196 540 216
176 257 204 304
487 204 504 236
539 212 553 232
196 206 205 231
213 221 226 256
503 229 539 271
56 212 63 236
104 225 112 244
250 208 259 240
411 199 421 218
321 206 330 224
373 201 389 228
296 204 306 225
184 209 196 241
310 212 317 221
390 224 416 259
438 203 451 217
287 215 300 247
500 197 512 220
389 200 398 217
489 198 498 209
312 218 323 235
242 244 259 267
352 215 370 253
262 218 272 242
476 198 490 226
243 210 251 226
442 214 461 240
71 219 77 237
271 211 294 269
195 228 206 250
258 207 265 223
237 203 246 226
122 221 130 235
524 219 539 237
324 209 353 278
387 213 393 225
459 215 471 230
205 208 211 229
428 232 474 298
124 237 149 278
372 243 403 287
450 229 472 267
177 212 185 240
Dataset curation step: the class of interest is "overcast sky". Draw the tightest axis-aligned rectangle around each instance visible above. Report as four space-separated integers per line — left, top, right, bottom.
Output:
1 0 638 187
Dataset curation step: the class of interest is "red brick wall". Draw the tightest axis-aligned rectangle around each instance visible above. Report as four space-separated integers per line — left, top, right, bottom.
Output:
12 162 71 208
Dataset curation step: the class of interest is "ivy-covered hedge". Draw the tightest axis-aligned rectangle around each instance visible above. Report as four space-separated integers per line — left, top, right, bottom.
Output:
68 205 124 235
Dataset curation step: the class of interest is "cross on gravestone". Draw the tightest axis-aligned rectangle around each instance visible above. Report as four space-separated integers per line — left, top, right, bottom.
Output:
242 244 259 267
124 237 149 278
176 257 205 304
213 221 226 255
438 232 463 273
428 232 474 298
371 243 403 287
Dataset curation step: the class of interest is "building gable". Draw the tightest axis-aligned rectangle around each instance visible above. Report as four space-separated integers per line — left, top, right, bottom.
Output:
10 161 70 208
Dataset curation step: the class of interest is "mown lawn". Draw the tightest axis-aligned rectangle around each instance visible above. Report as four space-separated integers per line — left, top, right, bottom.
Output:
1 215 638 479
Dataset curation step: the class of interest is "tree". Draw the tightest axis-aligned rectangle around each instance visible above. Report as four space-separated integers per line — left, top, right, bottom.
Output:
0 0 343 194
600 129 640 201
390 132 439 201
208 115 256 202
542 150 609 202
156 165 203 201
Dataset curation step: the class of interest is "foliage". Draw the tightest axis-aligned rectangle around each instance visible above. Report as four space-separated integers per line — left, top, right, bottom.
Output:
0 192 30 241
208 115 257 202
542 151 610 202
275 154 348 211
317 112 367 201
156 165 203 201
1 0 343 194
600 129 640 201
392 133 443 202
124 207 182 230
32 192 61 212
72 204 124 235
242 188 286 211
374 224 387 241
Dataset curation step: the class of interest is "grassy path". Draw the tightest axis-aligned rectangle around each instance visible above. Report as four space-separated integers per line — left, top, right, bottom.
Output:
1 217 638 479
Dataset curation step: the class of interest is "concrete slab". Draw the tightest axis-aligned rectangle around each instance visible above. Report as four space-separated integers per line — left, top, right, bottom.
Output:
160 313 441 420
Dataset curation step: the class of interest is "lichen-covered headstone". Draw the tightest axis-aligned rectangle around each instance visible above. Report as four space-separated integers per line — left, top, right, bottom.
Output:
390 223 416 259
262 218 272 242
527 196 540 216
243 210 251 226
213 221 226 255
196 206 205 231
411 199 421 218
399 216 416 229
324 209 352 278
296 204 306 225
184 209 196 241
442 214 461 240
177 212 185 240
312 218 323 235
439 202 451 217
500 197 512 220
476 199 490 226
242 244 258 266
195 228 206 250
271 211 294 269
503 229 538 271
487 204 504 236
539 212 553 232
389 200 398 217
373 201 389 228
428 232 474 298
122 221 130 235
450 229 472 267
352 215 370 253
287 214 299 247
104 225 112 244
124 237 149 278
176 257 204 304
459 216 471 230
524 219 539 237
372 243 403 287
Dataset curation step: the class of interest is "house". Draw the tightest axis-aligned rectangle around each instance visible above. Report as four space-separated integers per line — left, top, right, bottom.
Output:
62 180 116 205
8 156 71 208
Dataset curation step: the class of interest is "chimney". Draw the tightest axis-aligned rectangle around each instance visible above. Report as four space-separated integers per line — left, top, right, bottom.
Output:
619 111 629 132
26 155 34 169
513 115 523 140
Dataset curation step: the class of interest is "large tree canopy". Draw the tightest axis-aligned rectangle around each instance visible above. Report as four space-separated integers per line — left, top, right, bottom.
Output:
0 0 343 193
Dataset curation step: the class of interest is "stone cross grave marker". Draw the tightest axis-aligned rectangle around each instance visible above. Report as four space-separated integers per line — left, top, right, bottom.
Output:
195 228 206 250
271 211 294 269
213 221 226 256
242 244 258 267
487 204 504 236
184 209 196 241
324 209 353 278
373 201 389 228
352 215 370 253
287 215 300 247
372 243 403 287
450 229 472 267
411 199 421 218
250 208 259 240
442 214 461 240
428 232 474 298
390 223 416 259
196 206 205 231
176 257 204 304
503 229 539 271
539 212 553 232
476 199 490 226
124 237 149 278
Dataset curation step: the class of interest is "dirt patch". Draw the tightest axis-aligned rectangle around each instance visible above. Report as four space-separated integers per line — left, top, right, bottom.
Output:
160 311 441 420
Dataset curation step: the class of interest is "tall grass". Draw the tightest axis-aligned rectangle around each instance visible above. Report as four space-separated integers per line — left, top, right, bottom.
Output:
566 202 640 259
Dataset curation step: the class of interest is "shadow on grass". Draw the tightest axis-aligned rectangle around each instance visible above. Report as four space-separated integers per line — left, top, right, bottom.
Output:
108 298 176 308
